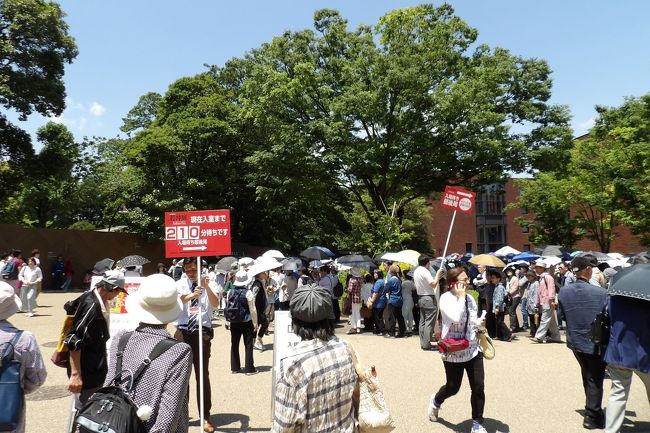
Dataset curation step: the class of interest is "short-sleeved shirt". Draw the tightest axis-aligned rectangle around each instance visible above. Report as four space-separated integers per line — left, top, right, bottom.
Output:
175 276 215 329
371 280 386 309
413 266 436 296
385 275 403 307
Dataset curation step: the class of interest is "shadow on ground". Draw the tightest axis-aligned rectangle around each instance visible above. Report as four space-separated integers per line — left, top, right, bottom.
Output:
438 417 510 433
189 413 269 432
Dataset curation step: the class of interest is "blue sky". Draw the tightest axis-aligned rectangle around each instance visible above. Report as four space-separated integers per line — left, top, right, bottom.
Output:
8 0 650 146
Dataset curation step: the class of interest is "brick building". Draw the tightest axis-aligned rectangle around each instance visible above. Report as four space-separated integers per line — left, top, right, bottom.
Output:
426 180 645 255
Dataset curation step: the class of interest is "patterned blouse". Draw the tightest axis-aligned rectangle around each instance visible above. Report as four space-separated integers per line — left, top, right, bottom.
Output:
347 277 362 304
438 292 481 363
272 337 357 433
105 325 192 433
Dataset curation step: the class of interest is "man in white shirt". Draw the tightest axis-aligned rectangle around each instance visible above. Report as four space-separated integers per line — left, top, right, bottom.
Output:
413 255 445 351
174 257 220 433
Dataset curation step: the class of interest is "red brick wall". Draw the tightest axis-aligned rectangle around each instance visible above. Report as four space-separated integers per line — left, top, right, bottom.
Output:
425 180 645 255
426 200 477 256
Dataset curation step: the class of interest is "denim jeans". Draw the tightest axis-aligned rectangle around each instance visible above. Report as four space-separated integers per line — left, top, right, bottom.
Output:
520 297 529 328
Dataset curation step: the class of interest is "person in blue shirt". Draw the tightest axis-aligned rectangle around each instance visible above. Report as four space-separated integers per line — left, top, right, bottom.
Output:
603 267 650 433
489 270 514 342
384 265 405 338
558 256 608 431
367 269 387 335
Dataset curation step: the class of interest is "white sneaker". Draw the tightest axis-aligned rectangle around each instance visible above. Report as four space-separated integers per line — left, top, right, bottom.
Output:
254 339 264 351
470 423 487 433
427 396 439 422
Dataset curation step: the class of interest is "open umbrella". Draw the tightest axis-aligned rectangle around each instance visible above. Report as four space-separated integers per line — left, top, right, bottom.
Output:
609 263 650 301
93 258 114 275
539 245 565 257
543 256 563 266
281 257 303 271
262 249 285 260
577 251 610 263
248 257 283 277
493 246 521 257
510 252 540 262
469 254 506 268
379 250 420 266
216 256 238 272
118 255 150 267
300 246 336 260
336 254 376 269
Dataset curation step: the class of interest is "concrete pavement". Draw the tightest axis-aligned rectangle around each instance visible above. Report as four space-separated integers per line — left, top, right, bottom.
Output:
14 292 650 433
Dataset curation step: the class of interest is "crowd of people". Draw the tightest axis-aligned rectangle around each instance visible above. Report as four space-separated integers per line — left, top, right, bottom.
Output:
0 248 648 433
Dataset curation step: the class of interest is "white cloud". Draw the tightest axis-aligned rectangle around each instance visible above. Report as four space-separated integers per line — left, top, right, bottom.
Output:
65 97 84 111
89 102 106 117
578 117 595 130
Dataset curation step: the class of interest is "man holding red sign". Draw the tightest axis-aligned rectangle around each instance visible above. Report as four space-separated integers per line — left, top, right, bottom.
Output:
175 257 220 433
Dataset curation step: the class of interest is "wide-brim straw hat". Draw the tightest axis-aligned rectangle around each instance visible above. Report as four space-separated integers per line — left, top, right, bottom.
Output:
125 274 182 325
0 281 21 320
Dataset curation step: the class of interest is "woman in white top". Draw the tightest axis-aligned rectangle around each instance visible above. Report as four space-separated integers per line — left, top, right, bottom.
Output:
428 267 488 433
18 257 42 317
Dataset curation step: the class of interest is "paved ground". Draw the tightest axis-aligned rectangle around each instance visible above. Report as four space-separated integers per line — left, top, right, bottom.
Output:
15 292 650 433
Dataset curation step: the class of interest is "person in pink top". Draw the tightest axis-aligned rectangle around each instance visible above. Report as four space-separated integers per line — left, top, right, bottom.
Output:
532 260 562 343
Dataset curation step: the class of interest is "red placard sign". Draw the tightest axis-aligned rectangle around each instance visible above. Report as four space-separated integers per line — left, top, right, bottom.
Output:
164 210 231 258
441 186 476 214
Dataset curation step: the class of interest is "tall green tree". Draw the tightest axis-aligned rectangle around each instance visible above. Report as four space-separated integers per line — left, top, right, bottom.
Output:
18 122 81 227
216 5 571 251
514 94 650 251
0 0 77 220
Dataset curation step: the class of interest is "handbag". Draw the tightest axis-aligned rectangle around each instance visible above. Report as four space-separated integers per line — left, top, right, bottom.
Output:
477 330 495 360
50 315 74 368
349 342 395 432
589 304 610 355
437 295 470 353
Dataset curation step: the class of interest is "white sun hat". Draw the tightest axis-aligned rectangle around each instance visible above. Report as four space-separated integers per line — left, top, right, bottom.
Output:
125 274 182 325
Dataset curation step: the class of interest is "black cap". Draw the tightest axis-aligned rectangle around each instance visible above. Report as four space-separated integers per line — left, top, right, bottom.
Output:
570 256 593 273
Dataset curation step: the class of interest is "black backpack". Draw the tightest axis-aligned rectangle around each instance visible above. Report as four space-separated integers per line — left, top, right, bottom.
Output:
74 332 177 433
224 288 248 323
0 331 23 431
333 278 344 298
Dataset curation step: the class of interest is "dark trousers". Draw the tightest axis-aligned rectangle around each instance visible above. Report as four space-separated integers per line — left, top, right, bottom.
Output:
434 353 485 422
257 314 269 339
333 297 341 321
507 297 521 331
573 351 606 423
372 307 385 334
528 314 538 337
230 321 255 373
181 330 212 417
387 303 405 336
480 298 497 338
495 310 512 341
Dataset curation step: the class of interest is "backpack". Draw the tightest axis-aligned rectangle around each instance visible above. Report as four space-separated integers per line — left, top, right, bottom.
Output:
0 331 24 431
224 288 248 323
1 259 17 280
74 332 177 433
333 278 344 298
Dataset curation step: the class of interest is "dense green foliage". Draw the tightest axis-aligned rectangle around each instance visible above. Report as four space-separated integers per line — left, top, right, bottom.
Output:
0 0 77 216
514 94 650 250
5 4 577 255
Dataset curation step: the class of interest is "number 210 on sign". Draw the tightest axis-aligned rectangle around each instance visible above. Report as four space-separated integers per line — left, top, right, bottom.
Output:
165 226 200 240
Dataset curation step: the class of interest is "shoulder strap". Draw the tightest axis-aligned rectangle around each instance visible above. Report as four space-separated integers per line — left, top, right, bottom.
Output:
463 295 470 337
130 338 177 387
114 331 134 377
1 331 23 364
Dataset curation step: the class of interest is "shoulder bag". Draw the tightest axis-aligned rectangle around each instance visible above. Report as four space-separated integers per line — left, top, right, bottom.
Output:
437 295 470 353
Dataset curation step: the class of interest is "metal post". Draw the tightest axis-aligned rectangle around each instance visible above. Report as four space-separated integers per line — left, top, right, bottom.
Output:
441 210 457 260
197 256 204 429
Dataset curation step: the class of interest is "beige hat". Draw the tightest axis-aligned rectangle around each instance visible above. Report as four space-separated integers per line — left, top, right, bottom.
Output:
0 281 22 320
125 274 182 325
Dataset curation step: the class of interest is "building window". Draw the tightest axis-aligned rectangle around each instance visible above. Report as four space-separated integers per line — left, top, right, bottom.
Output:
465 243 473 254
521 207 529 215
523 244 530 252
522 225 529 233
